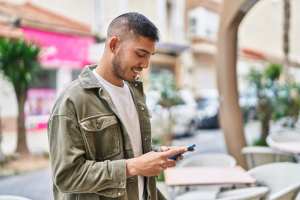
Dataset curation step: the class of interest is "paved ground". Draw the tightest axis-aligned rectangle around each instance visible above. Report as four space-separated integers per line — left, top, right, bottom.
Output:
0 168 53 200
1 130 49 155
0 131 52 200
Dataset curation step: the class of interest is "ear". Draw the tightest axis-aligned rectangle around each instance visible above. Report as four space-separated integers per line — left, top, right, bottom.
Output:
108 36 119 53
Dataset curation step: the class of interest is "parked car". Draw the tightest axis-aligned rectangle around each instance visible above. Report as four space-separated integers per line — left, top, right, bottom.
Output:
190 96 220 130
146 89 197 139
189 89 258 130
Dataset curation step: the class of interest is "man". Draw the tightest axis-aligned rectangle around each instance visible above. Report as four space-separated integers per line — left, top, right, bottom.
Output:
48 12 187 200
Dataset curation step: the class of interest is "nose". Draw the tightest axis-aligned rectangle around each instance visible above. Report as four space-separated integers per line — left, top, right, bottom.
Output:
141 58 150 69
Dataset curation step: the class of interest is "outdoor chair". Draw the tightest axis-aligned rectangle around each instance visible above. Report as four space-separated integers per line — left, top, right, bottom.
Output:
247 162 300 200
267 132 300 162
242 146 294 169
175 186 269 200
268 131 300 143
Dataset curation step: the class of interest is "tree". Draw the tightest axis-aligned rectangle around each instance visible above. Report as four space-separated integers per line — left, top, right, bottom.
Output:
149 71 183 145
247 63 300 145
283 0 291 82
247 64 281 145
0 38 40 155
0 107 4 162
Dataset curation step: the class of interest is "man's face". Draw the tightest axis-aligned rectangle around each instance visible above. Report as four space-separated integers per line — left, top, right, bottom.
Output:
111 36 155 82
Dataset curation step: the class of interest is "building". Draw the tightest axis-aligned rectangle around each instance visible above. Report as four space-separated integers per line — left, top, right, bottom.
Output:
0 1 96 132
1 0 190 132
4 0 298 134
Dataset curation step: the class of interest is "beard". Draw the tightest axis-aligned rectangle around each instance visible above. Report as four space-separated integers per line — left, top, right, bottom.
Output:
111 52 127 81
112 51 143 81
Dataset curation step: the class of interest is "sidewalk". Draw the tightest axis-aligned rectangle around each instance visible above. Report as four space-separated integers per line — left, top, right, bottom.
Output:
1 130 49 155
172 121 261 154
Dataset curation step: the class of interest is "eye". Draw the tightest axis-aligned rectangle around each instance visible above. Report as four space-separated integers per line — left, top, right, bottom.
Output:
136 52 146 58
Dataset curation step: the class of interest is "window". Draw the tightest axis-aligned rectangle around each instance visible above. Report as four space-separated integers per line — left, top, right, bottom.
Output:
30 69 56 89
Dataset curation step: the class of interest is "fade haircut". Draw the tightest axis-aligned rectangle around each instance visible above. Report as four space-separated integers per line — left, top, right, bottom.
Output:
107 12 159 42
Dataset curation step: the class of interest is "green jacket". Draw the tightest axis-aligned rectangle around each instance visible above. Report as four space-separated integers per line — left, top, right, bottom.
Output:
48 66 166 200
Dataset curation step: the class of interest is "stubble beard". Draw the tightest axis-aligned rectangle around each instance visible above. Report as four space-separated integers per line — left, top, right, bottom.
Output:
112 53 127 81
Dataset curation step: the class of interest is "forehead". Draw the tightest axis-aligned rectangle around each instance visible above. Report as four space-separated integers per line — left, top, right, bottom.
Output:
123 36 156 54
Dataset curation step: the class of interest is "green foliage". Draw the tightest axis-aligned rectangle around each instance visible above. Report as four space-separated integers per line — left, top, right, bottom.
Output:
0 38 41 154
149 71 184 145
273 83 300 126
247 68 263 90
264 63 282 81
156 171 165 182
246 63 300 143
253 137 268 146
0 38 40 95
247 64 282 97
150 71 184 108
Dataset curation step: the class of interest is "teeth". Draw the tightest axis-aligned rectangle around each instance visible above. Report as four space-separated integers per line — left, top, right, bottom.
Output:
133 69 141 74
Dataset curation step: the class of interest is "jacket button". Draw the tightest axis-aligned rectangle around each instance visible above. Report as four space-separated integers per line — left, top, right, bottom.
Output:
96 122 101 129
141 107 145 111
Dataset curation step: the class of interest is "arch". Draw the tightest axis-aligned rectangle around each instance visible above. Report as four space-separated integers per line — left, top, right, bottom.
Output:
216 0 260 167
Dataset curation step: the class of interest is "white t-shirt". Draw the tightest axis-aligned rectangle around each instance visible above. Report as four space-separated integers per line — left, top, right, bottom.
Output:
93 70 144 200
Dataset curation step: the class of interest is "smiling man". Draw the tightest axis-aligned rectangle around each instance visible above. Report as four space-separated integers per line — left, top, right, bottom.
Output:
48 12 187 200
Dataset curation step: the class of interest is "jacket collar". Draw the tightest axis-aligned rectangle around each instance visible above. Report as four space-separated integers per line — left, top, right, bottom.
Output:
79 64 144 91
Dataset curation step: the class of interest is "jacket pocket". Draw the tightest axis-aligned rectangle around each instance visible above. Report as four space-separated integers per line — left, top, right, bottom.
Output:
80 114 121 160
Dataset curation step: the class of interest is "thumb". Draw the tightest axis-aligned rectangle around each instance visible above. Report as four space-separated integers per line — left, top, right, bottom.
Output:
160 147 187 158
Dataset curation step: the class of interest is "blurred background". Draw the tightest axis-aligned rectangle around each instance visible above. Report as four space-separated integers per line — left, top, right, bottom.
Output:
0 0 300 199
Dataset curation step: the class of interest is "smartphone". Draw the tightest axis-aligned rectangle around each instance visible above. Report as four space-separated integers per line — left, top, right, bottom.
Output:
169 144 196 160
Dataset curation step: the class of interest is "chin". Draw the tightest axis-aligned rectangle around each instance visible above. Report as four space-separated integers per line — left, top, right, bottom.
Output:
128 74 138 81
123 76 134 82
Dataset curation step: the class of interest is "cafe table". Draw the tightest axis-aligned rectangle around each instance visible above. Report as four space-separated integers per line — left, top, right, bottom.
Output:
164 166 256 200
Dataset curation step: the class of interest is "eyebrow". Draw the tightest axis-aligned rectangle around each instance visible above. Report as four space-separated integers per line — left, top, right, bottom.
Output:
137 48 156 55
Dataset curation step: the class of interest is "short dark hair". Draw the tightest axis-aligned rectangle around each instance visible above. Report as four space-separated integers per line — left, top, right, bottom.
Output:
107 12 159 42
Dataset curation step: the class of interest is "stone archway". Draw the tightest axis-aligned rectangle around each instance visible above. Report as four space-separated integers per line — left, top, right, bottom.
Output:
216 0 261 168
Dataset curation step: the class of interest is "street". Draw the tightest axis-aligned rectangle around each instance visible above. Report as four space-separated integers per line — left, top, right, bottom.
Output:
0 168 53 200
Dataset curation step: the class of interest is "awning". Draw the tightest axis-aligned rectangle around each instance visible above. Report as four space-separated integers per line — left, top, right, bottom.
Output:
156 42 189 55
22 27 95 69
191 43 217 55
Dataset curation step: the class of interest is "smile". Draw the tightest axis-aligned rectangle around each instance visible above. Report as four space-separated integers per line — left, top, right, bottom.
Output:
132 68 142 75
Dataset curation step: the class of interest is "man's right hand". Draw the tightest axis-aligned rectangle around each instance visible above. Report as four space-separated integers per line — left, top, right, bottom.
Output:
126 147 187 177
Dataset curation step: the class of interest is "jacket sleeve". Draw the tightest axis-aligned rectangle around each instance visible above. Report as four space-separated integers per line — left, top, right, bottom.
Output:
48 114 127 198
157 186 167 200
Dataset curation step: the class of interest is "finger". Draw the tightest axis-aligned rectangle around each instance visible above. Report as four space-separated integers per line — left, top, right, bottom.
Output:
160 146 170 152
158 160 166 169
177 155 184 161
158 166 164 172
160 164 167 169
160 147 187 158
166 160 176 168
168 153 181 161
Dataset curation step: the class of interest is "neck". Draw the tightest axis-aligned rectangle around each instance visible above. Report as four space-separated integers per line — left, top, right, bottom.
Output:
96 58 124 87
